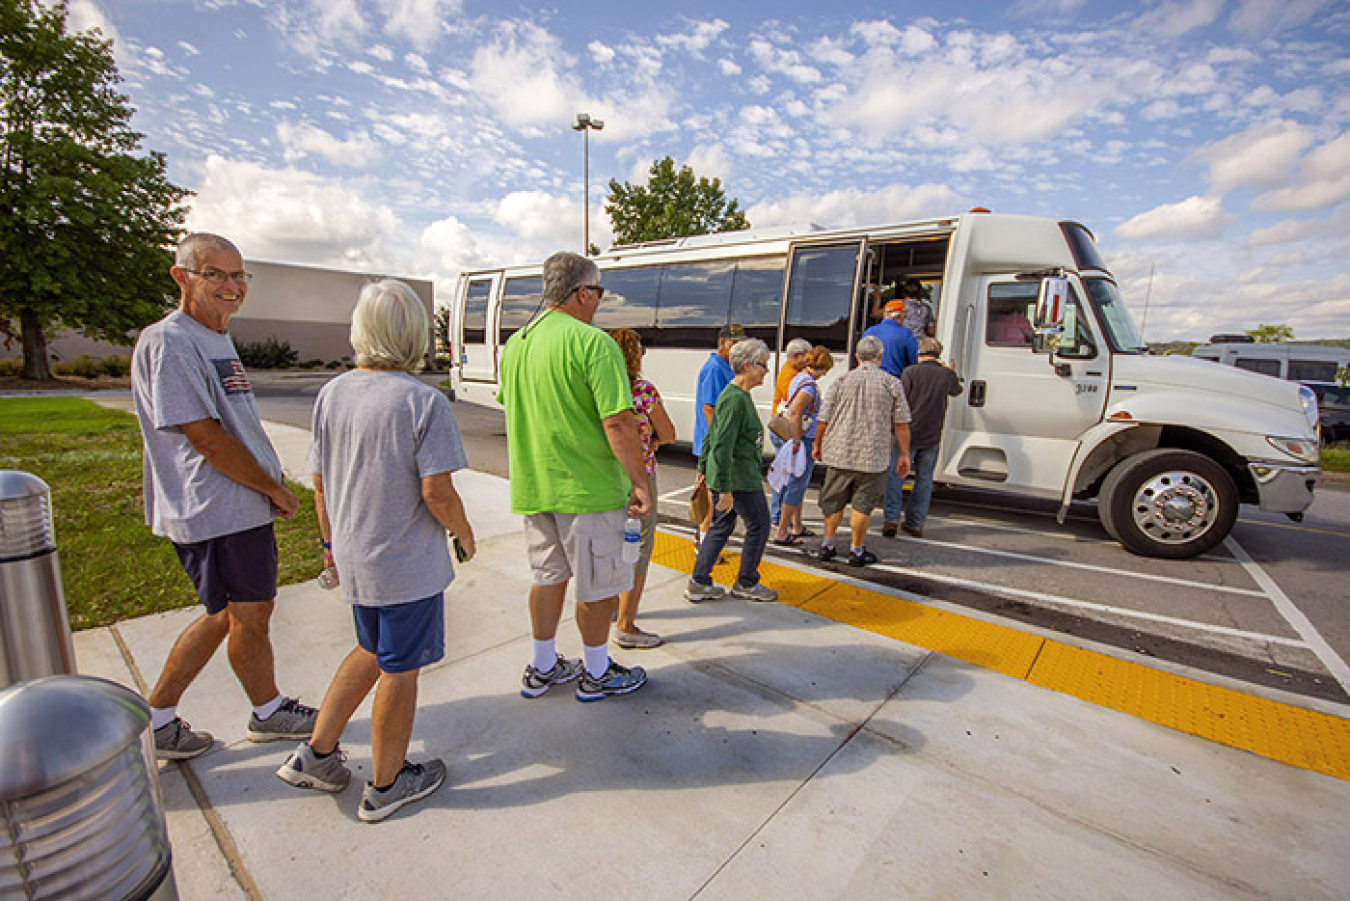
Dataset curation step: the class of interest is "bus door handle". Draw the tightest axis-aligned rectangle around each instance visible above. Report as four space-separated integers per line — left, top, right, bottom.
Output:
969 380 986 407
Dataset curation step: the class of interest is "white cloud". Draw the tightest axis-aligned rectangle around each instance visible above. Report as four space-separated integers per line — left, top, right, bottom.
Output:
1138 0 1225 38
655 19 729 56
370 44 394 61
749 38 822 84
1192 121 1315 191
185 155 401 269
469 22 576 133
589 41 616 65
277 121 382 167
1228 0 1332 38
1116 195 1233 241
1252 131 1350 212
376 0 461 50
748 182 960 229
719 58 742 76
686 143 734 181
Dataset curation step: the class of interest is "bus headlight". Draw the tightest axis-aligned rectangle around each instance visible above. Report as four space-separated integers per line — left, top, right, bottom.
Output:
1266 436 1318 463
1298 384 1318 432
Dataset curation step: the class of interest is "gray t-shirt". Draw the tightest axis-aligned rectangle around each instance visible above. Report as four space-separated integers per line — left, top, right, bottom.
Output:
132 310 283 543
309 369 467 607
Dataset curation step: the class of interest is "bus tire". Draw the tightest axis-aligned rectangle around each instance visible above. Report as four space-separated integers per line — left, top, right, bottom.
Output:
1097 449 1237 559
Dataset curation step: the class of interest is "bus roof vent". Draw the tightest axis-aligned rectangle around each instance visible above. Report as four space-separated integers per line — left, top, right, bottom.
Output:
1208 334 1255 344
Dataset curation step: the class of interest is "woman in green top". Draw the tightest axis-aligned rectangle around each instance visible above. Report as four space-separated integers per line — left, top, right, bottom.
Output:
685 338 777 603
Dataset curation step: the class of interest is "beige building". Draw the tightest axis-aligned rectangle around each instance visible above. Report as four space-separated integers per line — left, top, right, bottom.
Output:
3 260 435 367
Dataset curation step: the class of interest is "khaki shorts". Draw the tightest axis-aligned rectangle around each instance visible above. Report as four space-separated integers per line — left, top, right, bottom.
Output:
523 508 634 603
818 467 888 517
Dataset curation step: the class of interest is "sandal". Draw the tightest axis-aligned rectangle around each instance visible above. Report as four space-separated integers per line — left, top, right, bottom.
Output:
771 534 802 547
791 528 816 539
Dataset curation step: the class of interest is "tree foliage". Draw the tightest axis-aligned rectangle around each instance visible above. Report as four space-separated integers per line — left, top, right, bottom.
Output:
1246 323 1295 343
604 156 750 246
0 0 189 379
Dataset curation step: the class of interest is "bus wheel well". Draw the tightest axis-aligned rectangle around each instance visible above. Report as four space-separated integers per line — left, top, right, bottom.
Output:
1154 427 1257 505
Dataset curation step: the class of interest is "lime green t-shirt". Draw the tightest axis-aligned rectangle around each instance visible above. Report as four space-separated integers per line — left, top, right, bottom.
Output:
497 310 634 514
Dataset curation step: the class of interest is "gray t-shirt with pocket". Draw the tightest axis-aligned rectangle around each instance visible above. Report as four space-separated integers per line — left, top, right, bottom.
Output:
309 369 467 607
132 310 282 544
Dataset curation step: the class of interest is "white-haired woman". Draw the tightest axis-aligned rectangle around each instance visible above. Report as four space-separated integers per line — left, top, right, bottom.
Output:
277 279 476 824
685 337 777 603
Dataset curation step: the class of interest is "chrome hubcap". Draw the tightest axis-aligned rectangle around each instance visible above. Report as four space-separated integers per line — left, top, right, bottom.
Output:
1129 470 1217 545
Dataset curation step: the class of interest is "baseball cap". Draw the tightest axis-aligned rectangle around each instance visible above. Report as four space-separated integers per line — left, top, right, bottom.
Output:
719 324 747 341
884 299 907 316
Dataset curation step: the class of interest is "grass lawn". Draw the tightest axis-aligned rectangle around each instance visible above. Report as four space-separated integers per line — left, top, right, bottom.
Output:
1 397 322 629
1322 444 1350 473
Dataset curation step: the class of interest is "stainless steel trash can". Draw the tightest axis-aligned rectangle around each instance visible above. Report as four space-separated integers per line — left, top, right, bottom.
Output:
0 675 177 900
0 470 76 688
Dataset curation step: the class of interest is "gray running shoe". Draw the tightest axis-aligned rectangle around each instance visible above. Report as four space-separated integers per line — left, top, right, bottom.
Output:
684 579 726 603
731 580 778 602
276 742 351 793
359 759 446 823
154 718 213 760
246 696 318 742
613 627 663 649
575 660 648 702
520 654 584 698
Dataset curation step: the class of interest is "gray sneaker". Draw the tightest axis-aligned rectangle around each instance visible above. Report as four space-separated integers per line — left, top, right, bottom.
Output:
521 654 584 698
684 579 727 603
154 718 213 760
246 696 318 742
575 660 648 702
731 580 777 602
276 742 351 793
359 759 446 823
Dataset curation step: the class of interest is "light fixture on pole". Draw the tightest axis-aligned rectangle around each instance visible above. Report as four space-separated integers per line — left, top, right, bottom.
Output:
572 112 604 254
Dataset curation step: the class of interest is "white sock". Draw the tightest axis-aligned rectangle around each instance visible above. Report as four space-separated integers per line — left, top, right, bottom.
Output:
253 694 284 720
821 537 835 549
583 643 610 679
150 706 177 731
851 545 865 556
531 638 557 673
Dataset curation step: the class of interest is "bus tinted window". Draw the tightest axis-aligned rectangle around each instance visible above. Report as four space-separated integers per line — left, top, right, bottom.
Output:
499 276 543 341
729 255 786 346
1060 222 1108 271
652 260 735 348
783 244 858 352
463 279 491 344
593 266 660 334
1289 360 1339 382
1235 357 1280 377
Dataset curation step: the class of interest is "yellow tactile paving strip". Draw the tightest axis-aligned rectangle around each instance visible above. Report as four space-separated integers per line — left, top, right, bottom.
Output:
653 531 1350 781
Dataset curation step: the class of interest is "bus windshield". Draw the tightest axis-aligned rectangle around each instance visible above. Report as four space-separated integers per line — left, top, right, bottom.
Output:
1082 278 1146 354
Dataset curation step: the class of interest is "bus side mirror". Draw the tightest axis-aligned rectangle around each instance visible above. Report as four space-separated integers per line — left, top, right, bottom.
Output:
1033 276 1068 364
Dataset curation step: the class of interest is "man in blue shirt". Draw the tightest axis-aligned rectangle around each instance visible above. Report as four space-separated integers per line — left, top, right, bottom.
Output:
693 324 745 542
862 300 919 531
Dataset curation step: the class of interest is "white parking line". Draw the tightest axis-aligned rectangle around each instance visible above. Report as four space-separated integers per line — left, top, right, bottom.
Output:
1225 536 1350 696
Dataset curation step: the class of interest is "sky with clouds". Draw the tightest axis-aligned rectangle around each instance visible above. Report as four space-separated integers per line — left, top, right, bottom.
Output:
65 0 1350 342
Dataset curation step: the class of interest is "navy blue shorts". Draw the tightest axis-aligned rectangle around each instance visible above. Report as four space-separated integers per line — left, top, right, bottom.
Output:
353 593 445 674
171 523 278 615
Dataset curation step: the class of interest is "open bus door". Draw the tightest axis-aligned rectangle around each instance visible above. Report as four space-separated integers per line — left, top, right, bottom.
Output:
458 274 500 385
779 240 866 368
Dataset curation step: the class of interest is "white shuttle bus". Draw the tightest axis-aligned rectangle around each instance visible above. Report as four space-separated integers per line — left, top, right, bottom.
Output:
450 211 1320 559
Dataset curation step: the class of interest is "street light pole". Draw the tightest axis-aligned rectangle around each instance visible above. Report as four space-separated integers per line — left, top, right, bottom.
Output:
572 112 604 255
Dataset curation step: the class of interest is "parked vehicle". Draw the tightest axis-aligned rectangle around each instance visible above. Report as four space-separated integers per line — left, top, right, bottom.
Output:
1191 338 1350 384
450 211 1320 559
1308 382 1350 444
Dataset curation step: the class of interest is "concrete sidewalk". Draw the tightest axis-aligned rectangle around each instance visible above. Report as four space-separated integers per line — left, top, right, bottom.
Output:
72 421 1350 899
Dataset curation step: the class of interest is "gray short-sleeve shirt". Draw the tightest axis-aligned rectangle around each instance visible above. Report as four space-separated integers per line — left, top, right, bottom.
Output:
309 370 468 607
132 311 283 543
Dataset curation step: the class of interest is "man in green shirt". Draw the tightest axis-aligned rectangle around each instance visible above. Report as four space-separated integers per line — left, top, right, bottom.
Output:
497 251 652 702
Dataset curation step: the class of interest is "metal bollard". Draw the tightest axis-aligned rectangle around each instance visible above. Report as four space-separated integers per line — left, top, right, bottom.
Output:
0 470 76 688
0 675 178 899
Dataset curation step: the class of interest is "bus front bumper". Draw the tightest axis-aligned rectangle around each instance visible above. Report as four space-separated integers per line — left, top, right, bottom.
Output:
1249 462 1319 514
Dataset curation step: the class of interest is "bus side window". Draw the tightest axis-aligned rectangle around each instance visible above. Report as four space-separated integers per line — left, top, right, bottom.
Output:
592 266 659 337
729 256 786 348
986 297 1034 347
499 276 543 342
463 279 491 344
651 261 733 348
1235 358 1281 377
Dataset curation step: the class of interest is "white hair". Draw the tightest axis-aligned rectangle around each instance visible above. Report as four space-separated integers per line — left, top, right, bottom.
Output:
175 233 239 269
785 338 811 356
855 335 884 362
729 337 770 374
350 279 430 372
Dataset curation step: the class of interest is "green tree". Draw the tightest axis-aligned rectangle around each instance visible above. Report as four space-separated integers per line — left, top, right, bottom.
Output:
1246 323 1295 343
1 0 188 380
604 156 750 245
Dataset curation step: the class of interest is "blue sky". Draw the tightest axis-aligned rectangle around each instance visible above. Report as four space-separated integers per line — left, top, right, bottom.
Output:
68 0 1350 341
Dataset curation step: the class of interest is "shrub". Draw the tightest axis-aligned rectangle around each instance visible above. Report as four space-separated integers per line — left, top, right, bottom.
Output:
53 355 106 379
101 356 130 377
236 336 298 369
325 360 343 370
0 358 23 377
299 358 324 369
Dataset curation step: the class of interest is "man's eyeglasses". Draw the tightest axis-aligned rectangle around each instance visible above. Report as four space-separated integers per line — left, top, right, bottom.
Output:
576 284 605 299
183 268 254 285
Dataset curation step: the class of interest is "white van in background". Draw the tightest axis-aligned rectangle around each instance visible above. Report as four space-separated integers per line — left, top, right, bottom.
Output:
451 212 1321 560
1191 336 1350 384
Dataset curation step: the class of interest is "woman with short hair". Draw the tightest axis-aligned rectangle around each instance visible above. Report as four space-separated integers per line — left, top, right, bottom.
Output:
685 338 777 604
770 345 834 545
277 279 476 823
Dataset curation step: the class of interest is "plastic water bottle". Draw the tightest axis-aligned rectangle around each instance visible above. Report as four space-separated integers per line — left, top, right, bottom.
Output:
317 565 339 590
622 517 641 564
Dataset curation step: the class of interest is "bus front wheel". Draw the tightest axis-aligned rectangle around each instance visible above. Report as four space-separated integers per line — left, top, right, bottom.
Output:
1097 449 1238 559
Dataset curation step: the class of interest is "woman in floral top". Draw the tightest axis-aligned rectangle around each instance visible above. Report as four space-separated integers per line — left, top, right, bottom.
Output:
608 329 676 649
